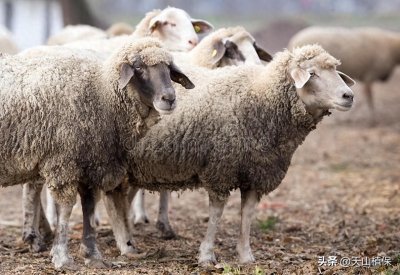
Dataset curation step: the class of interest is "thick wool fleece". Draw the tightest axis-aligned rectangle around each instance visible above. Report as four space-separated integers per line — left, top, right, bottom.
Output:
0 38 171 204
133 45 336 198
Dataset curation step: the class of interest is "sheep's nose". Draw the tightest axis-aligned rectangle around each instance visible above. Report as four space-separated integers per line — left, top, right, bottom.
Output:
188 39 198 46
342 91 354 101
161 91 176 105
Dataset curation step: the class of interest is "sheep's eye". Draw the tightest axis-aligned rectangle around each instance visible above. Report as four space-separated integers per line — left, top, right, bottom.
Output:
170 23 176 27
309 72 316 77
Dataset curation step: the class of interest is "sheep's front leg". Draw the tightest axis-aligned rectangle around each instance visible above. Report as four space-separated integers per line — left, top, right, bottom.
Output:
156 190 176 239
132 189 149 224
198 193 227 266
22 181 46 252
50 201 76 270
236 189 259 263
79 186 108 268
103 185 138 257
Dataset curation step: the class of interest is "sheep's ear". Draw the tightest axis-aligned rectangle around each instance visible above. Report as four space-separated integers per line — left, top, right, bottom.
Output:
253 42 272 62
149 17 162 33
210 40 227 65
290 68 310 89
119 63 134 90
338 71 356 87
191 19 213 34
169 62 195 89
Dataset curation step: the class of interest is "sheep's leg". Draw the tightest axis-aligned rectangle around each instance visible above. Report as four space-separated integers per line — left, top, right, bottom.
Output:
103 185 138 257
89 190 101 228
50 201 76 270
156 190 176 239
236 189 259 263
132 189 149 224
363 82 376 125
79 186 108 268
39 201 54 243
46 186 58 230
22 181 46 252
198 193 227 266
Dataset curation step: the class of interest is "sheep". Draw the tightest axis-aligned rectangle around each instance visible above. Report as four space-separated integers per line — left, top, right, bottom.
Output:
131 26 273 237
124 44 355 266
0 37 194 269
21 6 213 235
288 26 400 118
64 7 214 53
0 25 19 54
47 24 108 45
106 22 134 37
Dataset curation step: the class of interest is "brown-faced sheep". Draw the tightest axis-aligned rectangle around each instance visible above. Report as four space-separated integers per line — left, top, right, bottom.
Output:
0 37 194 269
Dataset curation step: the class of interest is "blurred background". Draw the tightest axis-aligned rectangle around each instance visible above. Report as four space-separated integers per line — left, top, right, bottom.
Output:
1 0 400 51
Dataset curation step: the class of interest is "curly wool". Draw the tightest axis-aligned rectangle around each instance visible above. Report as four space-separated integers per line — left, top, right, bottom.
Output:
133 45 333 198
0 38 167 204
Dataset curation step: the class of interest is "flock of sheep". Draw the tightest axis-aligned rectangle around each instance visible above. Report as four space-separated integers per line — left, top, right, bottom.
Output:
0 6 398 271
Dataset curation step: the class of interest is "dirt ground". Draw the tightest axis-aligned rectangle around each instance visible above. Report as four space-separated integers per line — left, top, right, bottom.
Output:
1 73 400 274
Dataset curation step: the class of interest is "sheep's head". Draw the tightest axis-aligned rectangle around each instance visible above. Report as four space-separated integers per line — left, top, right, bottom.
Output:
192 27 272 68
116 38 195 114
289 45 355 114
148 7 213 51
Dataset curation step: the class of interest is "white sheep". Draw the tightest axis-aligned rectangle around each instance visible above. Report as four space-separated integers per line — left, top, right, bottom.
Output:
64 7 213 53
0 37 194 269
0 25 19 54
131 26 273 238
288 26 400 117
126 44 355 266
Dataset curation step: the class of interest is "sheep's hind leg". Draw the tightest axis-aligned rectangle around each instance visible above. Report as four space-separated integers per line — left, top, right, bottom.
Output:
45 186 58 230
104 184 142 258
22 181 47 252
132 189 149 224
236 188 259 263
79 186 109 268
156 190 176 239
50 201 77 270
198 192 227 267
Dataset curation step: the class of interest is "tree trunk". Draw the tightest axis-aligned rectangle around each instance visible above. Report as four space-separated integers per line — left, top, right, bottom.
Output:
59 0 105 28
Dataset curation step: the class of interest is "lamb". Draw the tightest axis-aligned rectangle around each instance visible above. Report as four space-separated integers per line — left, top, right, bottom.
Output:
0 25 19 54
131 26 273 237
0 37 194 269
288 26 400 117
64 7 213 53
125 44 355 265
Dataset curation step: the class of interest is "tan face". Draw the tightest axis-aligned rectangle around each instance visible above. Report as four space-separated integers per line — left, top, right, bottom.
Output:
290 65 355 112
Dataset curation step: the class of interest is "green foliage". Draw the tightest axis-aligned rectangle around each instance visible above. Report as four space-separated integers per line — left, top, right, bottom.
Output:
258 216 279 232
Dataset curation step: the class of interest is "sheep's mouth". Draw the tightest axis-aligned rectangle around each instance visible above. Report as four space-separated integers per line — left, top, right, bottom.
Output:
154 101 176 115
334 101 353 111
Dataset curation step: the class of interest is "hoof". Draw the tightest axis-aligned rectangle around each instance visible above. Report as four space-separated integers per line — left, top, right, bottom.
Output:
22 231 47 252
238 253 255 264
156 221 176 240
53 257 79 271
199 259 218 268
85 258 110 269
